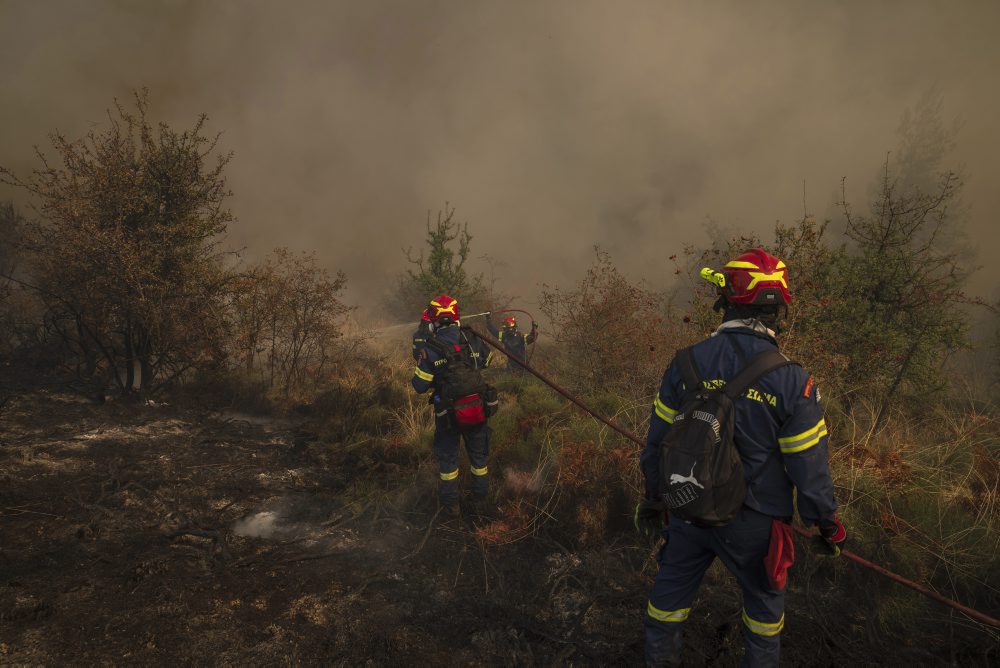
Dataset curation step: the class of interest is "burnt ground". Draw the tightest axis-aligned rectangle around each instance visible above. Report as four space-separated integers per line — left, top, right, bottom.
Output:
0 390 990 666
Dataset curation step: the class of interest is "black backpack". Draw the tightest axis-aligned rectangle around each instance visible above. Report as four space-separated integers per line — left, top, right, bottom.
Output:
425 335 497 429
659 346 795 526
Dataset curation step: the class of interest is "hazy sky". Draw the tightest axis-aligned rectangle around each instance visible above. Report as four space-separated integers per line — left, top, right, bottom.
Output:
2 0 998 313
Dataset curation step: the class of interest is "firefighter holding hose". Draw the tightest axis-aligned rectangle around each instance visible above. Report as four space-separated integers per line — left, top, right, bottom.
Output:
486 313 538 375
637 249 846 667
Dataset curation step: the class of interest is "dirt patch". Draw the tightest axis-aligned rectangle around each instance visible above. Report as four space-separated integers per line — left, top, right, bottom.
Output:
1 391 643 665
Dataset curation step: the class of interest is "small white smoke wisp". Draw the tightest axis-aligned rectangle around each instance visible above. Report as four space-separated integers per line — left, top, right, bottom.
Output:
232 510 281 538
503 468 544 495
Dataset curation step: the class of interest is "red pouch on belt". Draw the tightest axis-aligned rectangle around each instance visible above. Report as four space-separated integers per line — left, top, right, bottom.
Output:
764 518 795 591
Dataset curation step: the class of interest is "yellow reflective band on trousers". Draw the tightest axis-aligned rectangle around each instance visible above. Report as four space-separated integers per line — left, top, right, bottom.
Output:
653 396 679 424
471 465 488 476
778 419 827 454
440 469 459 481
413 367 434 382
742 609 784 636
646 602 690 623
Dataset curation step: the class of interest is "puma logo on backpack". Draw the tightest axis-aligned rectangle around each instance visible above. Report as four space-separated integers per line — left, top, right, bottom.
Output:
669 464 704 490
659 346 795 526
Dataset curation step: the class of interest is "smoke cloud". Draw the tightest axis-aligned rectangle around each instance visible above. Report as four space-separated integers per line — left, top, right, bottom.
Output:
2 0 998 309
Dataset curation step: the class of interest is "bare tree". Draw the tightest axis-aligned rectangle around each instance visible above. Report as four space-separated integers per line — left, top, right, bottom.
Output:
229 248 351 394
0 90 233 395
539 247 680 398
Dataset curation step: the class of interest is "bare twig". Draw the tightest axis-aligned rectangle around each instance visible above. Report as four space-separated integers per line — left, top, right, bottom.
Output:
280 549 356 565
402 506 442 561
321 500 372 530
0 506 65 519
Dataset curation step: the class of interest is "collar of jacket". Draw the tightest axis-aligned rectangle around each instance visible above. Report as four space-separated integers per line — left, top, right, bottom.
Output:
431 323 460 339
712 319 777 340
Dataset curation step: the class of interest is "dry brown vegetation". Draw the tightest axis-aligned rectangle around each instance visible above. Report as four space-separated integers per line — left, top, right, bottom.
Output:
2 340 996 665
1 90 998 665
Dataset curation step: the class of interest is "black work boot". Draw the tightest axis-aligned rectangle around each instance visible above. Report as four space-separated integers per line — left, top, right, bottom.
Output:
440 501 461 520
470 495 495 520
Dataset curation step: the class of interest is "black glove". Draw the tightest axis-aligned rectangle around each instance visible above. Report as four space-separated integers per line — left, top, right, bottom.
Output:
812 515 847 557
634 498 665 543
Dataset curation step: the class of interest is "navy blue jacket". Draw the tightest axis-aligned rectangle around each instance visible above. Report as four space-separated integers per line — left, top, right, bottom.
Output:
412 325 491 394
640 323 837 526
486 317 537 364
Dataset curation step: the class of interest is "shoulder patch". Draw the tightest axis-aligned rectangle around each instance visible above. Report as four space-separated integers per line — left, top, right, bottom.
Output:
803 376 820 402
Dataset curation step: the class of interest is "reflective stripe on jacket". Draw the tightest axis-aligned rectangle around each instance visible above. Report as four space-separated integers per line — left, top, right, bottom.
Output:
640 323 836 525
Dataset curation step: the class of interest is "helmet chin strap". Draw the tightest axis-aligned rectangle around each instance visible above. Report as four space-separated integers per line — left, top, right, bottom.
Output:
719 302 788 336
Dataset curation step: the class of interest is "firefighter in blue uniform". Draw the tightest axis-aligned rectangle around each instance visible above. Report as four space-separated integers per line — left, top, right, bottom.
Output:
485 314 537 374
636 249 846 667
412 294 493 515
411 308 431 361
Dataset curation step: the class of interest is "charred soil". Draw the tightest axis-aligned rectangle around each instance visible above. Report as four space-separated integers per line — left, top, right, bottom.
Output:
0 390 990 666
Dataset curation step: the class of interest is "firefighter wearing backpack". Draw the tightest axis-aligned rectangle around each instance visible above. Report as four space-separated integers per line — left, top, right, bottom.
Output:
411 294 497 516
485 314 538 374
636 249 846 668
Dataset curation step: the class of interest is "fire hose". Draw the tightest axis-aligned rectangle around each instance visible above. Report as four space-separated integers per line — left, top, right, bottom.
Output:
465 326 1000 630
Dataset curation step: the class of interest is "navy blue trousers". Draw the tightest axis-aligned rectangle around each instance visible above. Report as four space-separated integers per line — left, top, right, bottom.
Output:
432 417 490 504
644 507 784 667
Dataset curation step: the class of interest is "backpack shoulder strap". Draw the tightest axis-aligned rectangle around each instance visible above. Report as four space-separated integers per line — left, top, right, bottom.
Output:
722 350 797 401
424 337 448 358
676 347 702 394
456 332 480 362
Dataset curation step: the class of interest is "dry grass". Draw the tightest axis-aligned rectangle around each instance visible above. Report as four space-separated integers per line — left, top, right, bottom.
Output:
824 398 1000 643
390 385 434 446
266 322 1000 651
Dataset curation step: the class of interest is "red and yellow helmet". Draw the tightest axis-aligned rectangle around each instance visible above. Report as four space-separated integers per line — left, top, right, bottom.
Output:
503 316 516 328
705 249 792 306
427 294 460 324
